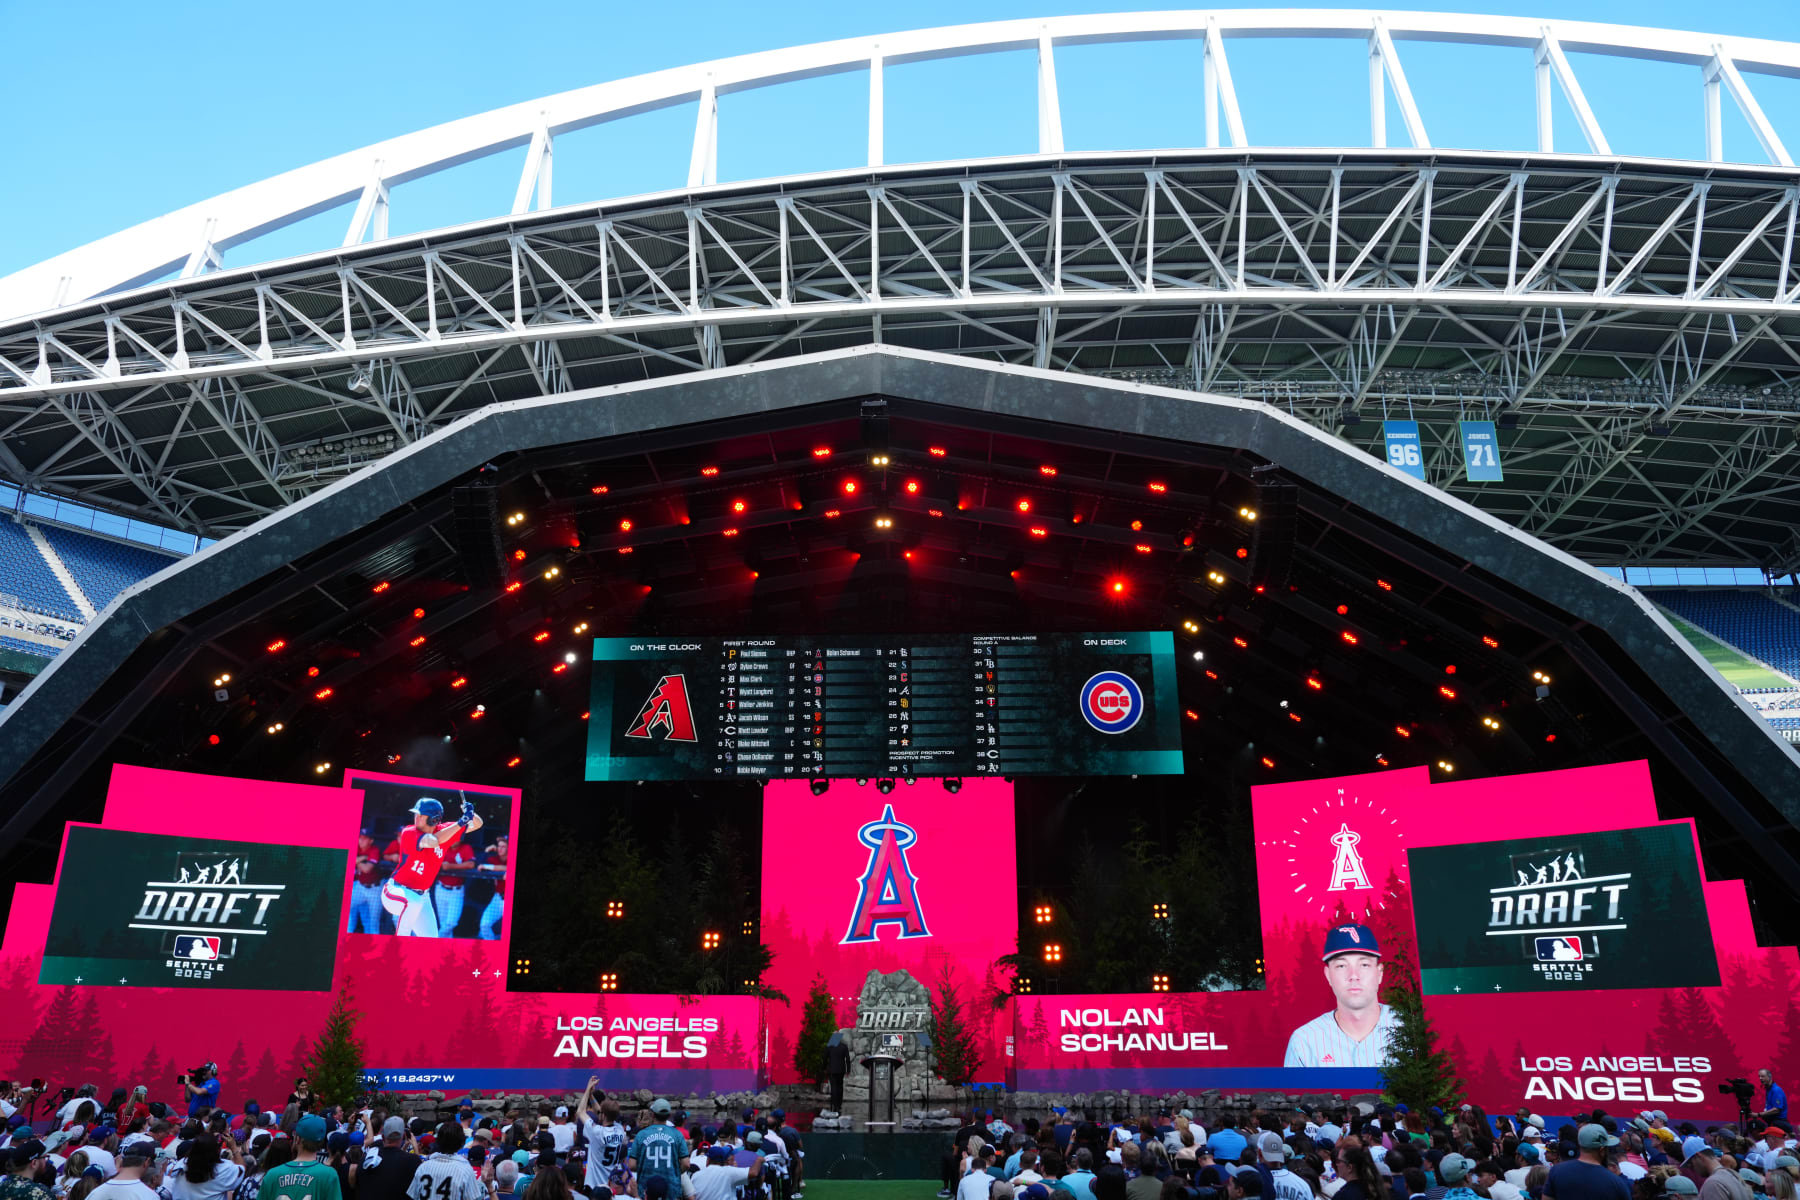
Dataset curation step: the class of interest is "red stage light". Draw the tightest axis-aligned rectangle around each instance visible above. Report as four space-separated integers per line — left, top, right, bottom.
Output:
590 484 609 494
618 518 633 532
1545 733 1557 743
1254 585 1264 593
617 546 633 555
905 480 920 494
450 676 467 688
1306 676 1323 691
372 581 389 593
928 509 943 518
533 631 550 642
1111 580 1126 594
307 666 320 677
314 687 334 700
1185 709 1199 721
1233 636 1248 648
470 708 485 720
1148 481 1167 493
409 635 427 647
1445 664 1457 675
553 663 568 674
1261 756 1276 769
903 551 913 560
1377 578 1393 591
1289 712 1302 723
266 639 286 653
1482 635 1500 648
701 466 719 477
1040 465 1057 476
1071 513 1082 524
513 549 527 561
720 527 740 537
506 756 521 768
812 446 832 458
1017 499 1031 513
843 479 859 494
413 607 425 618
1135 544 1152 554
1336 604 1348 615
1439 685 1458 700
581 711 590 720
732 499 747 513
1205 669 1218 679
505 581 523 592
1236 547 1249 559
1341 630 1359 645
1395 725 1412 738
1131 520 1143 531
208 734 221 745
1029 526 1048 538
929 446 947 457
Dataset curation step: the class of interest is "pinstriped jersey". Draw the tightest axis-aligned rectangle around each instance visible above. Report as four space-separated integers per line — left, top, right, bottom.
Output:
1282 1004 1398 1067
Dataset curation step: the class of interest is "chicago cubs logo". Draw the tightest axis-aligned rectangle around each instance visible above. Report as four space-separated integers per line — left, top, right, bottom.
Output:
625 674 698 742
1079 671 1143 734
842 804 931 944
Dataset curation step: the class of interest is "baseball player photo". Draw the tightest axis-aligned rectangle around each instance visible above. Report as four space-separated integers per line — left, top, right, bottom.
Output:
344 773 514 940
1282 922 1399 1068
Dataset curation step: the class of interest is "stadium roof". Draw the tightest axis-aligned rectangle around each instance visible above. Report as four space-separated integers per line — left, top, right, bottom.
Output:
2 347 1797 933
7 12 1800 568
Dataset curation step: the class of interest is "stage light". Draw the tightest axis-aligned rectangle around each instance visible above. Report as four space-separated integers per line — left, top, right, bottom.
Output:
506 756 521 768
1183 620 1199 632
928 446 947 457
409 635 427 647
1135 544 1152 554
1111 580 1126 594
812 446 832 458
743 920 755 936
372 581 390 593
266 639 286 653
1305 676 1323 691
1191 651 1204 662
1205 670 1218 680
903 551 913 560
552 663 568 674
1445 664 1457 675
902 479 921 495
1017 499 1031 513
1016 977 1033 994
1039 465 1057 476
590 484 609 494
732 499 747 514
314 687 334 700
506 511 526 526
943 777 962 794
471 706 486 719
514 958 532 976
1207 570 1225 584
1033 904 1053 925
1482 716 1501 730
1260 756 1276 769
1151 902 1169 920
1438 685 1457 700
618 518 633 532
870 454 889 467
606 900 624 919
1130 520 1143 531
581 711 590 720
1341 630 1359 645
1395 725 1411 738
1239 507 1258 521
1483 635 1500 648
1232 636 1248 649
875 778 896 794
824 508 841 519
1029 526 1048 538
1377 578 1393 591
1376 755 1389 766
212 673 231 687
543 566 561 579
928 508 944 518
505 580 522 592
1151 974 1170 992
1236 547 1249 559
1148 481 1167 493
1532 670 1553 684
1336 604 1348 615
1545 733 1558 743
513 549 527 561
722 528 739 537
1288 712 1302 723
573 621 590 634
599 973 618 991
702 931 721 951
873 515 893 529
314 762 331 775
701 466 719 476
266 723 284 735
1185 709 1199 720
809 779 830 796
1437 760 1455 773
450 676 467 688
843 479 859 494
617 547 633 554
564 652 577 664
208 734 221 745
1043 943 1064 964
305 666 320 677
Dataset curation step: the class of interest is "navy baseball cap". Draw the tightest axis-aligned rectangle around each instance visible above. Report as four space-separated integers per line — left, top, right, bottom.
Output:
707 1145 734 1161
1321 923 1381 961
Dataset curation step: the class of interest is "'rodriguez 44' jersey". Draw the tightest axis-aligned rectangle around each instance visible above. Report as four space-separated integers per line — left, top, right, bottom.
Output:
392 824 466 891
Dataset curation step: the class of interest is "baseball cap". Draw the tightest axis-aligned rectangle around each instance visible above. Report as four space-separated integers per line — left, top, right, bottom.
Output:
745 1132 763 1149
650 1099 672 1116
1774 1156 1800 1172
1578 1125 1620 1150
512 1151 531 1166
642 1177 671 1200
295 1115 328 1143
1665 1179 1699 1196
1653 1112 1669 1123
327 1131 351 1154
706 1145 734 1161
537 1116 551 1128
554 1107 568 1118
1518 1146 1540 1164
119 1141 154 1165
1682 1136 1713 1162
382 1117 407 1139
1320 921 1380 959
1022 1186 1053 1200
1439 1155 1472 1183
1258 1132 1286 1163
772 1109 785 1121
1741 1169 1766 1185
11 1141 46 1168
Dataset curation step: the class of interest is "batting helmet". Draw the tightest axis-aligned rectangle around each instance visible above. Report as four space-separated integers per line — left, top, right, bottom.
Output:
409 798 444 819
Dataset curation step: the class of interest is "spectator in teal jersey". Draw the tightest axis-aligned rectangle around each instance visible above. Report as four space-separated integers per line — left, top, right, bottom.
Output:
625 1102 688 1200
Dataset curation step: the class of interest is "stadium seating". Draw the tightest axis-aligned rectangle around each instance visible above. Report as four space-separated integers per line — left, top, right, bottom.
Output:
1645 588 1800 680
0 521 82 622
0 635 58 659
37 524 178 613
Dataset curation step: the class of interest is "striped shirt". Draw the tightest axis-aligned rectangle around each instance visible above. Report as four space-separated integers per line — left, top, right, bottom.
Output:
1282 1004 1398 1067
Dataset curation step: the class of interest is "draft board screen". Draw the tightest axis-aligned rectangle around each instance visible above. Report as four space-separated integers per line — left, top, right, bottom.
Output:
585 631 1182 781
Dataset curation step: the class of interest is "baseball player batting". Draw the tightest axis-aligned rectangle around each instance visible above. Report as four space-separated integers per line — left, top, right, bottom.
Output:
381 795 483 937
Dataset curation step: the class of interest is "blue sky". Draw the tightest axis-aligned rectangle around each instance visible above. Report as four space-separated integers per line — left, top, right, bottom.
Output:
3 0 1799 279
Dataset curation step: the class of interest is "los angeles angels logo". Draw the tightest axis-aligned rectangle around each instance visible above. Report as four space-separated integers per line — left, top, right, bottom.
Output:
841 804 931 944
625 674 698 741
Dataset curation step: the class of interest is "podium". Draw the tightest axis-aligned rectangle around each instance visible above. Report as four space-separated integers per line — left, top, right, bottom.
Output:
860 1052 903 1127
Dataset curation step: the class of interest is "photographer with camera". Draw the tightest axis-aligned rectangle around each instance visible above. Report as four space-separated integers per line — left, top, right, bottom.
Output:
181 1066 221 1118
0 1082 42 1127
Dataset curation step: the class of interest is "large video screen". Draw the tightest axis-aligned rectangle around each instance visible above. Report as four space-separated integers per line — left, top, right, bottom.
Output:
585 631 1182 781
1408 825 1718 995
40 826 346 991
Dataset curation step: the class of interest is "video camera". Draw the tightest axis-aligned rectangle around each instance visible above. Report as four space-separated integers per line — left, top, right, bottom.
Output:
1720 1078 1756 1102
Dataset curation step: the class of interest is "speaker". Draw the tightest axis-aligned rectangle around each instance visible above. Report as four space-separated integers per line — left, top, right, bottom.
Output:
1247 465 1298 588
451 484 505 589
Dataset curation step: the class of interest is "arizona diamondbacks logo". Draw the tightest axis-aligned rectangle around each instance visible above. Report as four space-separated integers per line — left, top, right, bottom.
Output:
842 805 931 944
625 674 698 741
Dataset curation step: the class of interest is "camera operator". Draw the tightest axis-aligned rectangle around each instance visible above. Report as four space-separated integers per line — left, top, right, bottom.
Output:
0 1082 42 1125
181 1065 221 1117
1759 1071 1789 1126
56 1088 99 1129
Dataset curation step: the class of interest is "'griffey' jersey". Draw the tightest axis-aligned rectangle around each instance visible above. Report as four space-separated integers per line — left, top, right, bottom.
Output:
408 1154 483 1200
392 824 465 892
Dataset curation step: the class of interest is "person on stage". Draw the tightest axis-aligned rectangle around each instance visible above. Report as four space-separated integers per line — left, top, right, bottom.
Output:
1282 923 1397 1068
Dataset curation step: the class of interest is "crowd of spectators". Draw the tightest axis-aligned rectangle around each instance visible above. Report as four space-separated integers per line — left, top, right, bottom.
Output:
0 1073 804 1200
938 1083 1798 1200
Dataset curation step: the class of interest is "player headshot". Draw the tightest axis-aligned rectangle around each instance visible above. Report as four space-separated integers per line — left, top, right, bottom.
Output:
379 795 483 937
1282 922 1398 1068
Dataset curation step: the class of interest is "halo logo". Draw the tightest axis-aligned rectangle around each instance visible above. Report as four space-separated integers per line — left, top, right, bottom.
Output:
1080 671 1144 734
1327 823 1371 892
842 804 931 944
625 674 698 742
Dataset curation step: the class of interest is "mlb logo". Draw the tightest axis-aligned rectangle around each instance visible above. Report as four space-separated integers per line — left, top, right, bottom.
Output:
174 935 221 961
1535 936 1583 962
